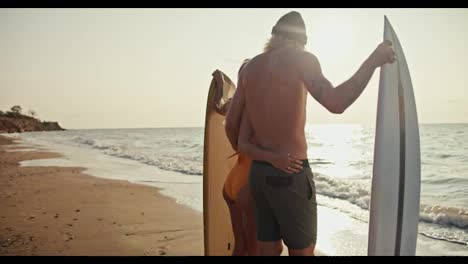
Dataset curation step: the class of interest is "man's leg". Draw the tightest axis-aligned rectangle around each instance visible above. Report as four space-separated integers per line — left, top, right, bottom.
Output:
288 244 315 256
258 240 283 256
264 167 318 257
248 162 283 256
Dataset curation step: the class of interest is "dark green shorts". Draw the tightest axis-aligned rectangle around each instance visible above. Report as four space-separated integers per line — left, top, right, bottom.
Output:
249 159 317 249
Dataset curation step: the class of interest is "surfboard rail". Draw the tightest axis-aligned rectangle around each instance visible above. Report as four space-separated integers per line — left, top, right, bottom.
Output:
203 70 238 256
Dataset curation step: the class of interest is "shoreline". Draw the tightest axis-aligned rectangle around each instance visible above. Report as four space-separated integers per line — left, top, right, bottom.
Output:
0 135 203 256
2 134 467 256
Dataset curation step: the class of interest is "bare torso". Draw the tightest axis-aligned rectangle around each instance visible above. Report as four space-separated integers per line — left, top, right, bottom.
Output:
242 47 308 159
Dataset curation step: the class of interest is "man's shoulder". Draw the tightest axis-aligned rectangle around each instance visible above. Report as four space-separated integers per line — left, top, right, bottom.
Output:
292 50 320 71
295 49 318 62
243 53 263 65
271 48 319 69
238 53 262 75
238 59 250 75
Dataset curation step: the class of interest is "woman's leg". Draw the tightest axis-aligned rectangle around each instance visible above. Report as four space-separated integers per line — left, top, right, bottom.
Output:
237 185 258 256
223 188 247 256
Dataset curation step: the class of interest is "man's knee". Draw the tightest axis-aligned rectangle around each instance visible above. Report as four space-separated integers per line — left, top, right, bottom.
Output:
287 243 315 256
259 240 283 256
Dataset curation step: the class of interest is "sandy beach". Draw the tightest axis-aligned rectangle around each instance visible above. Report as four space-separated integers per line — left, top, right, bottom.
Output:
1 133 467 256
0 135 203 256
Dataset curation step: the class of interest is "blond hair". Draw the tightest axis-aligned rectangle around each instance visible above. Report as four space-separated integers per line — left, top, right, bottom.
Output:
264 34 305 53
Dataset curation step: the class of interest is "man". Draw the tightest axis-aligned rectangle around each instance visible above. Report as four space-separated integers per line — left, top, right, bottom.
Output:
225 11 396 256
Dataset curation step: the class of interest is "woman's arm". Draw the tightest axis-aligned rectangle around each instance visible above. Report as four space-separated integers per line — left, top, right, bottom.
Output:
237 110 303 174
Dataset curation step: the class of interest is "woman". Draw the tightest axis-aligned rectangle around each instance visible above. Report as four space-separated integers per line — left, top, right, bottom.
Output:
214 63 303 256
213 67 256 256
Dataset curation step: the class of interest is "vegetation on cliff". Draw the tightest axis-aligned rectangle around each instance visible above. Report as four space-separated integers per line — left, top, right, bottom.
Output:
0 105 64 133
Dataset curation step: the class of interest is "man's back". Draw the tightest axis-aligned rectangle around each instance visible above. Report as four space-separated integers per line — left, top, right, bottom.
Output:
242 47 309 159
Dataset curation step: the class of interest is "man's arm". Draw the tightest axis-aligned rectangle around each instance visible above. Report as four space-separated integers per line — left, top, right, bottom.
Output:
224 59 251 150
237 109 274 162
225 74 246 151
300 40 396 114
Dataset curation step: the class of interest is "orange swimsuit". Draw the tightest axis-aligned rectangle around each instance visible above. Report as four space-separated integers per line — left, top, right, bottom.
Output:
223 153 252 202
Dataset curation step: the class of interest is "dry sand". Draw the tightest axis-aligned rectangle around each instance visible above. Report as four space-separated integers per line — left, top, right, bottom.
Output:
0 135 203 256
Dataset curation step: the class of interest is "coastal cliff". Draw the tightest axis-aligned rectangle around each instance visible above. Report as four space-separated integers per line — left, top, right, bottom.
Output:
0 106 64 133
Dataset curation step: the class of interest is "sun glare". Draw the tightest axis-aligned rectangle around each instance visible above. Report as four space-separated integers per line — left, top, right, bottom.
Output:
309 17 354 61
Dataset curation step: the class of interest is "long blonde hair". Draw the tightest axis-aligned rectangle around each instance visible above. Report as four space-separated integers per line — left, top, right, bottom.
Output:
264 34 305 53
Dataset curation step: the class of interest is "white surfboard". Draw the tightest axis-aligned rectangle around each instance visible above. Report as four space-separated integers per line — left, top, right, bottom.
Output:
368 16 421 256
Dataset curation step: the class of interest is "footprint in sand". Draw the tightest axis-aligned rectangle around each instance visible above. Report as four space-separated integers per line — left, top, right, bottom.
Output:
157 246 167 256
60 231 75 242
157 235 175 242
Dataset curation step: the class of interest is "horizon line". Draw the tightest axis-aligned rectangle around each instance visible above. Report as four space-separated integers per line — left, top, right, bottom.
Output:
61 122 468 130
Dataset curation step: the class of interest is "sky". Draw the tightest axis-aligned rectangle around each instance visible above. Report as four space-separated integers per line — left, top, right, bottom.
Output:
0 8 467 129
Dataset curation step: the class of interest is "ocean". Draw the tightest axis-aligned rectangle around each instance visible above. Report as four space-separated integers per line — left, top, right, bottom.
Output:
4 123 468 255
